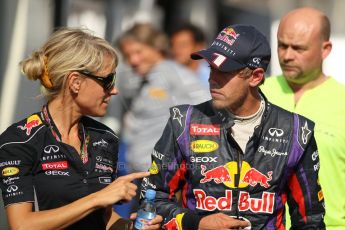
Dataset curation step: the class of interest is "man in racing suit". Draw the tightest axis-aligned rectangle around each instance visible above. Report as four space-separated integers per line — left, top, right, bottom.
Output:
140 24 325 229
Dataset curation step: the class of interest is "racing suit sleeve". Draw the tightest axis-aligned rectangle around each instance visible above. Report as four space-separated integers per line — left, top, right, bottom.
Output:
287 129 325 229
0 142 35 206
140 115 201 230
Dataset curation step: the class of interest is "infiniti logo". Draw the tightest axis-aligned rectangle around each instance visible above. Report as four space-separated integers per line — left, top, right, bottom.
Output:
7 185 18 192
44 145 59 154
268 128 284 137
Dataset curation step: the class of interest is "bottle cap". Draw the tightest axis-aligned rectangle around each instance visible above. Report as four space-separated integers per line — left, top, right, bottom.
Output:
145 189 156 200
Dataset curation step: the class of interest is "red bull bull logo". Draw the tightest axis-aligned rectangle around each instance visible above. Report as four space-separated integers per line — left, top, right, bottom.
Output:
163 218 178 230
223 27 240 39
163 214 184 230
200 161 273 189
194 189 275 213
17 114 42 135
242 169 272 188
200 165 231 184
215 27 240 46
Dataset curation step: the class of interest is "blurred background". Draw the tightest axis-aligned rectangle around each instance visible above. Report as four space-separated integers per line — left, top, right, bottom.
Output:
1 0 345 228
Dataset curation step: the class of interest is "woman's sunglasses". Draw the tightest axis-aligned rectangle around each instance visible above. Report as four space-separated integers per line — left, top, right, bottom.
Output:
77 70 116 91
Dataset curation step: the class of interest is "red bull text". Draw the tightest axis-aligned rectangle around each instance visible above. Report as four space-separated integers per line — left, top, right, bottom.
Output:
194 189 274 213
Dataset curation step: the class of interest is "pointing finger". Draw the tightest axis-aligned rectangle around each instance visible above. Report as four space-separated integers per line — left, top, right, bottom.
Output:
121 171 150 181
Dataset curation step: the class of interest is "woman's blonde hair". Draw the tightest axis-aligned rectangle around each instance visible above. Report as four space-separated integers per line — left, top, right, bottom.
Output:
20 27 118 101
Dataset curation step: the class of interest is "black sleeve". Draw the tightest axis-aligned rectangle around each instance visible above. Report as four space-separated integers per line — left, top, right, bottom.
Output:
287 121 325 229
0 140 36 207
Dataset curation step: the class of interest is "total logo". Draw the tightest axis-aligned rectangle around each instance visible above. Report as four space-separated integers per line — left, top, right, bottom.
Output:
194 189 274 214
190 124 220 136
199 162 273 188
41 161 68 170
191 140 219 153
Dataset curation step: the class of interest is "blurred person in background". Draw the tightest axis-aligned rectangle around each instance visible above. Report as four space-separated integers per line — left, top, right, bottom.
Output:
0 27 162 230
261 7 345 229
170 23 210 87
141 24 325 230
116 23 209 175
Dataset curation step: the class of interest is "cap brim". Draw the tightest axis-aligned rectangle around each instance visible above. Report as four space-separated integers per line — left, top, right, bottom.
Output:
191 48 245 73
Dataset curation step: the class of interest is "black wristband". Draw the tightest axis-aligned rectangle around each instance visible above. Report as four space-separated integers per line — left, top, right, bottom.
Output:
182 212 202 230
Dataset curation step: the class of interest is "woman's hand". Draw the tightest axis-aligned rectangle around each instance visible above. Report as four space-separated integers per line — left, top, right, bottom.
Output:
94 171 150 207
130 213 163 230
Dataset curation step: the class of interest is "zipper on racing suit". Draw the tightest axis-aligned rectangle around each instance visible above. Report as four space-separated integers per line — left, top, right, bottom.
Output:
226 129 244 219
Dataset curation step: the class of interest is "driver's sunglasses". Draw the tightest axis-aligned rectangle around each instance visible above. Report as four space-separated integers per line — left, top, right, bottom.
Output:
77 70 116 91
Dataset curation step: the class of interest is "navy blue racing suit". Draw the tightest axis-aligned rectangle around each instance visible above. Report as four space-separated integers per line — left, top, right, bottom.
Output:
140 97 325 230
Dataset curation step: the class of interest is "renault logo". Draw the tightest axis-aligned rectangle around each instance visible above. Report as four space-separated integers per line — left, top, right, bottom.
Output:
268 128 284 137
44 145 59 154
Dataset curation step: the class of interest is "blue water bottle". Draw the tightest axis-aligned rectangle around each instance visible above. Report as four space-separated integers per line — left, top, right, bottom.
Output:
134 189 157 230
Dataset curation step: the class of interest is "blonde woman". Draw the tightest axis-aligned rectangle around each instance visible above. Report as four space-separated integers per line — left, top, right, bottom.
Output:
0 28 162 230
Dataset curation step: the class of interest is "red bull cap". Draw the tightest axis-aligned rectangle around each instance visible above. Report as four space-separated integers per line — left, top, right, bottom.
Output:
191 24 271 73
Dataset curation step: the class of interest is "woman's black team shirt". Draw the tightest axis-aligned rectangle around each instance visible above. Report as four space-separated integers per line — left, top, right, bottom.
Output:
0 107 119 230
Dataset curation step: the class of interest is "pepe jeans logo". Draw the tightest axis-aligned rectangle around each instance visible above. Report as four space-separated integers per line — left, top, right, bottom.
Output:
268 128 284 137
258 146 287 157
3 177 19 185
44 145 59 154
